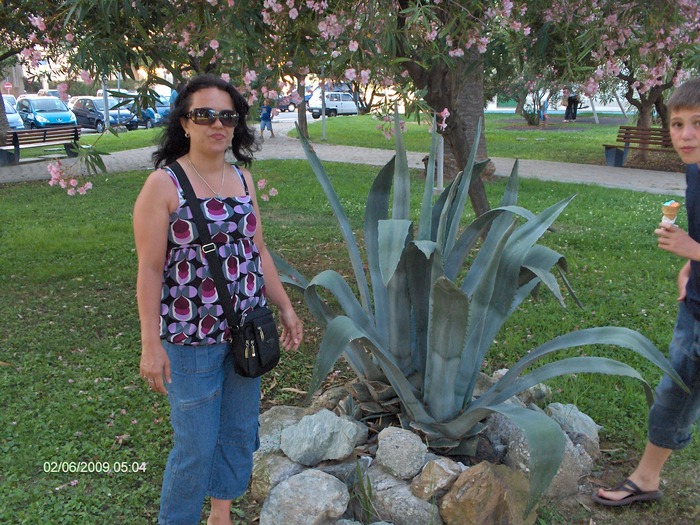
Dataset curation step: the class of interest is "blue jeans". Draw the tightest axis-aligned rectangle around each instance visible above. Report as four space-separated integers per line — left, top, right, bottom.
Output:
158 342 261 525
260 119 272 131
648 302 700 450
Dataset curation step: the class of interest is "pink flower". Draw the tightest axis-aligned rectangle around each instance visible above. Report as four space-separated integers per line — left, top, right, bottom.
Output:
209 39 219 50
289 8 299 19
269 187 278 197
349 40 359 52
261 194 269 202
65 33 74 43
257 179 267 190
345 68 356 81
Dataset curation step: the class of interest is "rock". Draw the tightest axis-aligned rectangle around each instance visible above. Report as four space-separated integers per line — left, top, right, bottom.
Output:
366 465 444 525
546 403 601 459
281 409 368 466
375 427 427 480
410 457 465 500
259 469 349 525
439 462 537 525
250 452 305 502
258 405 306 455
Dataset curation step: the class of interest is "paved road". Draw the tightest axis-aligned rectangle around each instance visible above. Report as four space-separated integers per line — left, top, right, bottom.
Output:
0 121 686 196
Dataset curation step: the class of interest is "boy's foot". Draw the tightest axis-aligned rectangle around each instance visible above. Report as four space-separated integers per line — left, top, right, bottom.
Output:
592 478 662 507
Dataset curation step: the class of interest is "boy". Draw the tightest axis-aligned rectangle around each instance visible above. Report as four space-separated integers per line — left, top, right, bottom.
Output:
593 77 700 507
260 99 274 138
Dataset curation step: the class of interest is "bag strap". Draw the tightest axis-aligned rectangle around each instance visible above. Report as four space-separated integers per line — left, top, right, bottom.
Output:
167 160 241 330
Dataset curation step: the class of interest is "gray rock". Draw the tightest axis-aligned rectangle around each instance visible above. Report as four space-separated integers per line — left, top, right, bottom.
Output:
281 409 366 466
375 427 427 480
259 469 349 525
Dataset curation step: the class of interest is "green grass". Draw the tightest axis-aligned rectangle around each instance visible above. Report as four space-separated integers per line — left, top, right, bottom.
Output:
298 112 631 165
1 160 698 521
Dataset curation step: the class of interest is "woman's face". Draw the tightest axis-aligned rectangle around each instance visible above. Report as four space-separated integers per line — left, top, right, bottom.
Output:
181 87 236 155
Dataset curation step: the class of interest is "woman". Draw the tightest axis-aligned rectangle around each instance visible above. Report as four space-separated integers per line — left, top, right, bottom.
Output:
133 74 303 525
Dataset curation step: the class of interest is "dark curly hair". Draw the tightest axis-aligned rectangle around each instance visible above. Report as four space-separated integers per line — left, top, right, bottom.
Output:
152 74 259 168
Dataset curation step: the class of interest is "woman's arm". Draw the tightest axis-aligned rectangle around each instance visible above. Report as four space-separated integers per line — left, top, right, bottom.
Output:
133 170 178 393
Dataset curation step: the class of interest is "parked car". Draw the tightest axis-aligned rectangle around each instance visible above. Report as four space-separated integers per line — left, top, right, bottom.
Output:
16 95 78 128
154 95 172 120
4 99 25 129
129 105 162 128
277 96 297 112
70 96 138 132
309 91 358 119
3 93 17 108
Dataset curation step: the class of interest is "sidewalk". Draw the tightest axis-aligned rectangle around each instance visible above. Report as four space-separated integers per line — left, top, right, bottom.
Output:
0 121 685 196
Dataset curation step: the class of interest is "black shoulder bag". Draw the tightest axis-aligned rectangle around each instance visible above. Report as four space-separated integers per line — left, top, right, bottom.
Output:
168 161 280 378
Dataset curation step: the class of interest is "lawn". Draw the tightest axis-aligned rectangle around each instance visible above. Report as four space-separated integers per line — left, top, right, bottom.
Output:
1 127 697 523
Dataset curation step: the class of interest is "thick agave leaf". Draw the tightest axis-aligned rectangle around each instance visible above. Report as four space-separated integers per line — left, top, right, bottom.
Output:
306 316 383 401
417 115 439 241
405 240 444 374
391 108 411 220
270 250 309 292
424 277 470 422
378 219 413 285
364 157 396 337
310 316 439 426
489 327 688 398
475 357 655 410
519 245 568 308
443 118 482 256
446 204 535 282
385 253 414 374
296 123 373 317
485 403 566 518
459 197 576 404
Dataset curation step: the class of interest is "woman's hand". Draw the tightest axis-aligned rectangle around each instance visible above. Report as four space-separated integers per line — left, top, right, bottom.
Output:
140 343 171 395
278 308 303 351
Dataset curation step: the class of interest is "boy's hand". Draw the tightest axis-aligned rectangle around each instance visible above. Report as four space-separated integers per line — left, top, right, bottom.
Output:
655 222 700 260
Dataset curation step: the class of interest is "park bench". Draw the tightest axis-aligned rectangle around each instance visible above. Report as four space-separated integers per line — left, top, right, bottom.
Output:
603 125 674 167
0 126 81 166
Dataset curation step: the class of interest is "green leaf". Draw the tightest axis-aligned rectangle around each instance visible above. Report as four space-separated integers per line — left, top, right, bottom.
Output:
486 403 566 518
424 277 470 421
296 123 372 317
391 108 410 220
378 219 412 285
417 115 438 241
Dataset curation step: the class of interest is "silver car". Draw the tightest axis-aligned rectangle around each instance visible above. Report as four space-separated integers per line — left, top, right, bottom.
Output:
4 99 25 129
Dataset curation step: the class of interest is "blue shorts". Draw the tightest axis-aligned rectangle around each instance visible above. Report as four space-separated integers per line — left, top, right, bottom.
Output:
648 302 700 450
260 119 272 131
158 341 261 524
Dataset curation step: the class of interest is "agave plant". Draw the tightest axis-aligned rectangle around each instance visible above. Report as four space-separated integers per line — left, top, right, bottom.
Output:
273 112 686 515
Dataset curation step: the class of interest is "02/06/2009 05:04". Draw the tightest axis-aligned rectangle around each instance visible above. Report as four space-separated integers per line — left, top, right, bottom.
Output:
43 460 147 474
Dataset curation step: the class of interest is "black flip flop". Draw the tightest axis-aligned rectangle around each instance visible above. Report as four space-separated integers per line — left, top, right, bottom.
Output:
592 478 663 507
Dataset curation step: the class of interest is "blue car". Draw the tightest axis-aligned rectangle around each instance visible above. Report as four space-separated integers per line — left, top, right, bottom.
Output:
4 99 25 130
70 96 138 132
16 95 77 129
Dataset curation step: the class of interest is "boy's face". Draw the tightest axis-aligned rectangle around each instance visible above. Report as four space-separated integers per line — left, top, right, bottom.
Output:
670 108 700 166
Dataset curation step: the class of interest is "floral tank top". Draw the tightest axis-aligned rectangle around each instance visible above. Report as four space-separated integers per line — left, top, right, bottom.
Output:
160 164 266 345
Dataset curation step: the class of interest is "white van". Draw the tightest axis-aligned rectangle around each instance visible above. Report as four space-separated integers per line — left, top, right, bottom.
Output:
309 91 358 119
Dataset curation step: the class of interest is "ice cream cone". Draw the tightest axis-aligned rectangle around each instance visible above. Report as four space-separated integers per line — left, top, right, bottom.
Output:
662 200 680 224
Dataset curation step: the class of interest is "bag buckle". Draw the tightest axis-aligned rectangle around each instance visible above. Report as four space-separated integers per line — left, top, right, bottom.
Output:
201 242 217 254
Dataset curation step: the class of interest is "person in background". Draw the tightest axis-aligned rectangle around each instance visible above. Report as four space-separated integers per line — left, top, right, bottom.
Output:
133 74 303 525
592 77 700 507
564 88 579 122
259 99 274 138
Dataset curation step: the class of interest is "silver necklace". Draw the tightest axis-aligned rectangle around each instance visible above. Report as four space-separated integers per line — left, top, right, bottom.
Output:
187 155 226 201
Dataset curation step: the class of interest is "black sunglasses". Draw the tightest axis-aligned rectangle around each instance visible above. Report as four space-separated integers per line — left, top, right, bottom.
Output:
185 107 239 127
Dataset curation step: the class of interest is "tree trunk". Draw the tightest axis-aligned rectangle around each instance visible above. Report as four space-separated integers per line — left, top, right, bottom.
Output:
0 101 9 143
406 49 491 217
295 72 309 139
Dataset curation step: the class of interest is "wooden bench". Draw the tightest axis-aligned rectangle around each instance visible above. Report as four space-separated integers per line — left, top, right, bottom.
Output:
603 125 674 167
0 126 81 166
